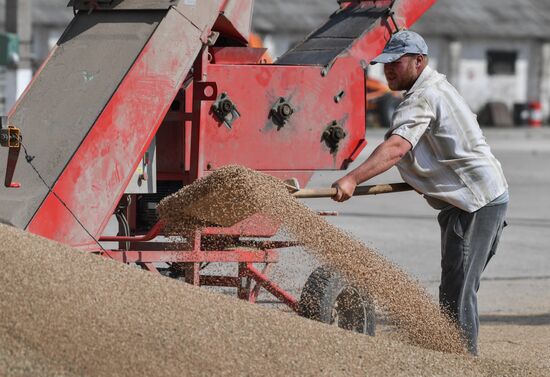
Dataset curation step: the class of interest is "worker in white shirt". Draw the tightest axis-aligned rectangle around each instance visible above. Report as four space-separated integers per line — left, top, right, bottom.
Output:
332 30 508 355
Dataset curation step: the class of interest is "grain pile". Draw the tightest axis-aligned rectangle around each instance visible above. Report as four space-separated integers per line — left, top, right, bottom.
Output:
0 224 540 376
158 165 464 353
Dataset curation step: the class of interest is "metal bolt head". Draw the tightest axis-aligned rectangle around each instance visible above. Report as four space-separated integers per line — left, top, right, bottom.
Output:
280 103 293 117
221 100 232 113
334 128 345 139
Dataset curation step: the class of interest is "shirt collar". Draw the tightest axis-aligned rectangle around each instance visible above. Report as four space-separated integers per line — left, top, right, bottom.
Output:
405 65 433 96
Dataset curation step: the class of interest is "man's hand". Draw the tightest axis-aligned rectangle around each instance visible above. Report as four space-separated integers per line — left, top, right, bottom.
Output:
330 135 411 203
331 175 357 202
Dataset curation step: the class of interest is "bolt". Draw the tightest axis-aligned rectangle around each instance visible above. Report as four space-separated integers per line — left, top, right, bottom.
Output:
334 90 345 103
221 100 232 113
280 103 293 117
334 128 346 140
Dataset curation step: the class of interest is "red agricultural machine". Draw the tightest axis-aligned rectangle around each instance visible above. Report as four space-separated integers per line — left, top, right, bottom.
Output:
0 0 434 334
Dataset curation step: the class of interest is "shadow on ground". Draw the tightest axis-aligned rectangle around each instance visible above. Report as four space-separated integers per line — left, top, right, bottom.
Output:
481 312 550 325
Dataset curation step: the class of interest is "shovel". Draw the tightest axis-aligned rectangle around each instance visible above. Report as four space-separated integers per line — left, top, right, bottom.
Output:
284 178 413 199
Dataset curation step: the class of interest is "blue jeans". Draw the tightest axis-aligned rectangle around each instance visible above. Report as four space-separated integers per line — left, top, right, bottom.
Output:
437 201 508 355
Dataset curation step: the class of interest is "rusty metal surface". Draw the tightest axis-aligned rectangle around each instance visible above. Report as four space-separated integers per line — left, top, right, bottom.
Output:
276 5 388 66
0 11 164 228
174 0 223 33
213 0 254 43
210 47 267 64
199 63 366 171
27 3 223 248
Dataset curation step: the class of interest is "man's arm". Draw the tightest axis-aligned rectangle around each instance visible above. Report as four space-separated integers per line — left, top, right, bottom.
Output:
332 134 412 202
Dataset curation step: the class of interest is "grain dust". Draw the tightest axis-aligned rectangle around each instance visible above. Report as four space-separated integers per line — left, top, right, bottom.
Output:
158 165 465 353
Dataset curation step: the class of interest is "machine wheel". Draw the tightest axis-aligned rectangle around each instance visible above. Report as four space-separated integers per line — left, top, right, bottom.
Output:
299 266 376 336
377 93 402 128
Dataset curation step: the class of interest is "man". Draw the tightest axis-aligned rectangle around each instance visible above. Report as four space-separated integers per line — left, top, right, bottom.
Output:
332 30 508 355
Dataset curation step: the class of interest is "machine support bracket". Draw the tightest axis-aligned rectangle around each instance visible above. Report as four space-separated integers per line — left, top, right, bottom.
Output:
386 9 401 34
321 120 347 154
212 92 240 129
1 117 22 188
269 97 295 129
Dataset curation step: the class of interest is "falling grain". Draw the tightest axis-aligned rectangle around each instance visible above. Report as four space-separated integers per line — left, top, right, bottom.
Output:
158 165 465 353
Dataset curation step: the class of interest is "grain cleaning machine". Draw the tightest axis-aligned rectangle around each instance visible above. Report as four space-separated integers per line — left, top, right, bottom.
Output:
0 0 434 334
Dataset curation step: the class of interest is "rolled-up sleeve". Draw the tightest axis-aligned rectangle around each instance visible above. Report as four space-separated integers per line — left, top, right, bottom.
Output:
389 95 434 149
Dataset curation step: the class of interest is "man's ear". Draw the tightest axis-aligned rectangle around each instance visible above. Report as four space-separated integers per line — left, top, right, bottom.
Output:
416 55 423 68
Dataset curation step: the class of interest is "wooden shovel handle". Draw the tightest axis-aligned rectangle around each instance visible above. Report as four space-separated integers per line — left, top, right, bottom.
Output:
292 182 413 199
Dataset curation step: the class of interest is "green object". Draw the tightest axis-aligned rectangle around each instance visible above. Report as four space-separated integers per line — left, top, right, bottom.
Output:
0 32 19 66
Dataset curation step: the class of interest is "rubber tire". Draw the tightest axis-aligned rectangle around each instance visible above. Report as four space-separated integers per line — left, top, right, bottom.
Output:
377 94 402 128
299 266 376 336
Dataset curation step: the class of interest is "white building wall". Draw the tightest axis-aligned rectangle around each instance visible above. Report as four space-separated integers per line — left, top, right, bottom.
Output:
420 36 549 120
456 38 529 113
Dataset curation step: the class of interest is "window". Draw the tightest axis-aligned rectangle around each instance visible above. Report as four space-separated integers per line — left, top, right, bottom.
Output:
487 50 517 75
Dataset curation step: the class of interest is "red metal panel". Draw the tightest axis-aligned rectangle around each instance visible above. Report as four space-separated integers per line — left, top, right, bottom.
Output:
213 0 254 43
392 0 438 30
175 0 224 35
199 63 366 172
27 5 221 249
346 0 437 64
210 47 267 64
156 89 188 179
189 50 212 182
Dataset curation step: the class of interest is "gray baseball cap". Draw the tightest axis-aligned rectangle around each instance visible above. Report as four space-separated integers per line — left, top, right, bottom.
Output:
370 30 428 65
